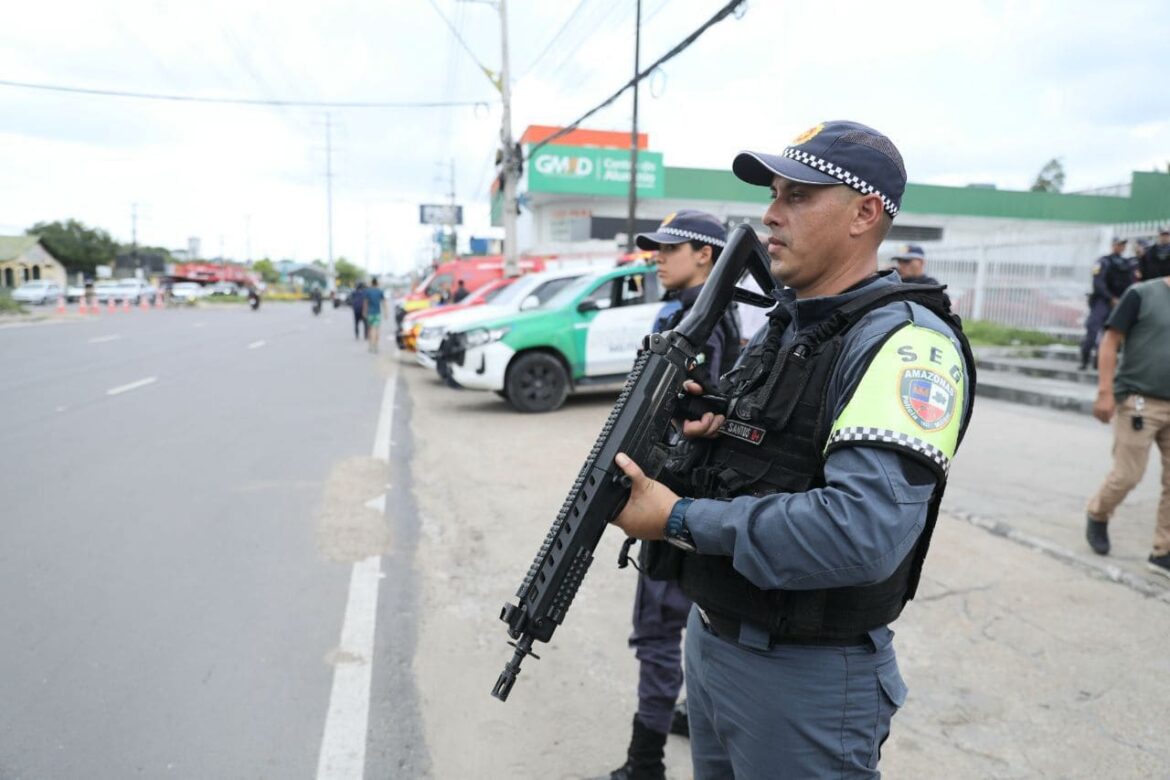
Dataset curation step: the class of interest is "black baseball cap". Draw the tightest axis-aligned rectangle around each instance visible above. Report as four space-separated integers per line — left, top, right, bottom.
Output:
635 209 727 251
733 120 907 218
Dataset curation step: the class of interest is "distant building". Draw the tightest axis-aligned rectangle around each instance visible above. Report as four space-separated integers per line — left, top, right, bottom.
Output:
288 265 328 290
0 235 68 289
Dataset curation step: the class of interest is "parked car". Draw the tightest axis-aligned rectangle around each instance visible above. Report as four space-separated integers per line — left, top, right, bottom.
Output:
413 270 585 365
93 280 122 303
169 282 207 304
443 265 662 412
115 278 158 304
208 281 240 296
399 277 518 350
11 280 63 305
66 283 88 303
394 255 549 324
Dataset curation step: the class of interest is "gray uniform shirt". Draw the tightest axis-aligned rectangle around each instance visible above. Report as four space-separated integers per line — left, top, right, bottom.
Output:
684 271 972 593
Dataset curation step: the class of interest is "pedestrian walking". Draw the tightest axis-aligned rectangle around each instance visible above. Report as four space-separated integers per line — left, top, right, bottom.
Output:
363 277 385 354
1139 229 1170 282
1084 274 1170 579
592 210 741 780
1080 237 1136 370
350 281 367 340
610 120 976 779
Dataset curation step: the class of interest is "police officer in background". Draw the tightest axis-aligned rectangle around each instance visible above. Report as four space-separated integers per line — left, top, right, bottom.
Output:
595 210 740 780
892 243 940 285
1139 229 1170 281
1080 237 1136 370
611 120 976 778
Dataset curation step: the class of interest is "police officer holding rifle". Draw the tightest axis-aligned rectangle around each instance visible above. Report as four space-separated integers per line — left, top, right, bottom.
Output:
611 120 976 778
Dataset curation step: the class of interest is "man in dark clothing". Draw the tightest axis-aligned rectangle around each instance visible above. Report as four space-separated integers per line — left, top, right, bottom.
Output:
892 243 940 285
1080 237 1136 370
350 281 367 340
592 209 740 780
451 279 470 303
1139 229 1170 281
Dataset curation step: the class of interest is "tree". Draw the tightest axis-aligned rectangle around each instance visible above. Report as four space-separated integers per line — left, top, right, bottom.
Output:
334 257 365 287
26 219 118 275
1030 158 1065 193
251 258 281 285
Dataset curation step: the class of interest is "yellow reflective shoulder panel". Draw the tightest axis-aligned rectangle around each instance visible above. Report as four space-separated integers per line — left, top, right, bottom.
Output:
826 323 966 473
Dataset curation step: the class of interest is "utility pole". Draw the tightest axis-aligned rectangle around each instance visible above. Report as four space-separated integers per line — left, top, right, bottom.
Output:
498 0 520 277
448 158 458 257
325 112 335 293
625 0 642 253
130 202 141 276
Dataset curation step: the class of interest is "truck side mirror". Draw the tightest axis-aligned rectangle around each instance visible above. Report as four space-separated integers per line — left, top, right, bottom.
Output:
520 295 541 311
577 300 600 313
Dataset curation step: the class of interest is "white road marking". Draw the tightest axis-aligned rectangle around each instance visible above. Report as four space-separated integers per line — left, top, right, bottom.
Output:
363 494 386 513
247 340 266 350
106 377 157 396
316 362 397 780
88 334 121 344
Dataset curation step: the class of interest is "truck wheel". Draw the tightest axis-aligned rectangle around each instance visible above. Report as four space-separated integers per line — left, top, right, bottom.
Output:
505 353 569 413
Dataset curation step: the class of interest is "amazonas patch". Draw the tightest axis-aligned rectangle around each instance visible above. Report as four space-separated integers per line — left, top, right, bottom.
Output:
900 368 956 430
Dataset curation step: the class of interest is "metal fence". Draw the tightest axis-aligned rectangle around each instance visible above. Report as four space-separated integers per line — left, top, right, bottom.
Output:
925 220 1168 337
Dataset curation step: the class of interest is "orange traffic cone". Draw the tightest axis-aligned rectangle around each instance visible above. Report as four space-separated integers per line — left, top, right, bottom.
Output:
107 297 116 313
78 296 88 315
155 292 165 309
139 295 149 311
122 298 130 312
56 296 65 314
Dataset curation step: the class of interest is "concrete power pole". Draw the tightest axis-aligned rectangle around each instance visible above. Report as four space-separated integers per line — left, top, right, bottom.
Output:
131 202 140 275
498 0 520 277
325 112 335 293
625 0 642 253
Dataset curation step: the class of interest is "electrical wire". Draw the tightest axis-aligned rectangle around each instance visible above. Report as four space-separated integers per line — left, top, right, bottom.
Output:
515 0 594 82
526 0 747 156
424 0 498 89
0 78 492 109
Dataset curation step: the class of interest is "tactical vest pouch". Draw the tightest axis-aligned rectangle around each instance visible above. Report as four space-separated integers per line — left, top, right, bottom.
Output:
639 539 686 581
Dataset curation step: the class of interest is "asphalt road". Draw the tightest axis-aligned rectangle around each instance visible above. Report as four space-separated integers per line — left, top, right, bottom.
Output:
3 304 1168 779
0 303 417 779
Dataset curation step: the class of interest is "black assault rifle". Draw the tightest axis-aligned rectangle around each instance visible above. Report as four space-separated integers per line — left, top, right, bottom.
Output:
492 224 777 701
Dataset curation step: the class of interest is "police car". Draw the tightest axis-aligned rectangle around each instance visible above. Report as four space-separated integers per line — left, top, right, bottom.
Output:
444 264 662 412
414 268 585 370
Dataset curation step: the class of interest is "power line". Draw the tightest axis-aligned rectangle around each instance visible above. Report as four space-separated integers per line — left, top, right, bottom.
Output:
0 78 492 109
527 0 747 157
515 0 594 81
424 0 497 87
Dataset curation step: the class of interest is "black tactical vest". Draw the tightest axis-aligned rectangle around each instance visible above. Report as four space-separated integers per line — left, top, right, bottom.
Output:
667 283 976 642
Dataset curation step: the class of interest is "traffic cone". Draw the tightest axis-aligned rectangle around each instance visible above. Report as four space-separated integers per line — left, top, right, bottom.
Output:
139 295 149 311
78 296 88 315
107 297 116 313
155 292 165 309
56 296 65 314
122 298 130 312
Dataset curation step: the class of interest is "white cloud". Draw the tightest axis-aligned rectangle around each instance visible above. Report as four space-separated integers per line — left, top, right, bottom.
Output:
2 0 1168 273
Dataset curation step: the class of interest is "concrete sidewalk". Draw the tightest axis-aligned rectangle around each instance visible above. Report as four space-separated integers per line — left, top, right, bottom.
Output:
402 357 1170 779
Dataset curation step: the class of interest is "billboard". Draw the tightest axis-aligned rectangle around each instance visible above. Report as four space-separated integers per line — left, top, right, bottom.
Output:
526 144 664 198
419 204 463 225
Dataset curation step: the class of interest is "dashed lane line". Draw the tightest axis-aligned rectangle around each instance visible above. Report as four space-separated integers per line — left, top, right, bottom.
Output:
247 340 266 349
106 377 158 396
88 334 122 344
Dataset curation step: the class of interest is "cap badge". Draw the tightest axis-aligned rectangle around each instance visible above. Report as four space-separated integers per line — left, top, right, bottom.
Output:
791 123 825 145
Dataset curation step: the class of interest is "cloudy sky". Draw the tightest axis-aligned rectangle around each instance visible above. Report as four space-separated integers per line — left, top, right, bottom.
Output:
2 0 1167 274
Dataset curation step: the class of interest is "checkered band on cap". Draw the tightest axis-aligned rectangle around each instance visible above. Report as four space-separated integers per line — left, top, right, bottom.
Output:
781 148 900 218
826 426 949 473
655 226 727 247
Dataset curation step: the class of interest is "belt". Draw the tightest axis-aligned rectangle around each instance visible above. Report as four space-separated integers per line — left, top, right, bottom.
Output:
698 607 870 649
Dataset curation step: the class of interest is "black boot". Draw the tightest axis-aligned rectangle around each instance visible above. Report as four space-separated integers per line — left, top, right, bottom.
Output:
592 715 667 780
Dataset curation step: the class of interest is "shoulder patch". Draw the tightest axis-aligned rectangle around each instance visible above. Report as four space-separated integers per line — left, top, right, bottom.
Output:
827 322 967 473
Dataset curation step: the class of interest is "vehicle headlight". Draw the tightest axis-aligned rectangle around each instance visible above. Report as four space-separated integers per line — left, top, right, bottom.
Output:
462 326 511 348
419 325 445 340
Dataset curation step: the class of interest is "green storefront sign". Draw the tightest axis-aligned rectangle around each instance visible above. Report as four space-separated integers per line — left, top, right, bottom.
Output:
526 144 664 197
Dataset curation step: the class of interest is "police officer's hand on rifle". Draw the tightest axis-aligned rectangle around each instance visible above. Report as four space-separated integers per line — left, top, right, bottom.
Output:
677 380 725 439
611 453 678 541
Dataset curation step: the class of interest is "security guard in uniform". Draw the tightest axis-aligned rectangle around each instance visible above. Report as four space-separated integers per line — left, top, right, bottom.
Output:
1140 229 1170 281
891 244 940 285
611 120 976 779
596 210 740 780
1080 238 1136 370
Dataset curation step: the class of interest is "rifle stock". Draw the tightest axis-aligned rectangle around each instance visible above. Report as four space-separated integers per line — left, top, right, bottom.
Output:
492 225 774 701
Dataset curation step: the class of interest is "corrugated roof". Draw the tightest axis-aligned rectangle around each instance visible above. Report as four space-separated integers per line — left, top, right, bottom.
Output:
0 235 40 262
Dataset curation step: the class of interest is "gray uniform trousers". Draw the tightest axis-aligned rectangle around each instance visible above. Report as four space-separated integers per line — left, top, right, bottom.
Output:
684 607 907 779
629 574 693 734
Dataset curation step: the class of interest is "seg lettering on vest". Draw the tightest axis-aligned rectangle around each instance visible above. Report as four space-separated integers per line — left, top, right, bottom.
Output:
671 284 976 642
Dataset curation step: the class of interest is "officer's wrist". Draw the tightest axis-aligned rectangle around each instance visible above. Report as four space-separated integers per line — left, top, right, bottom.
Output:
664 498 696 552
